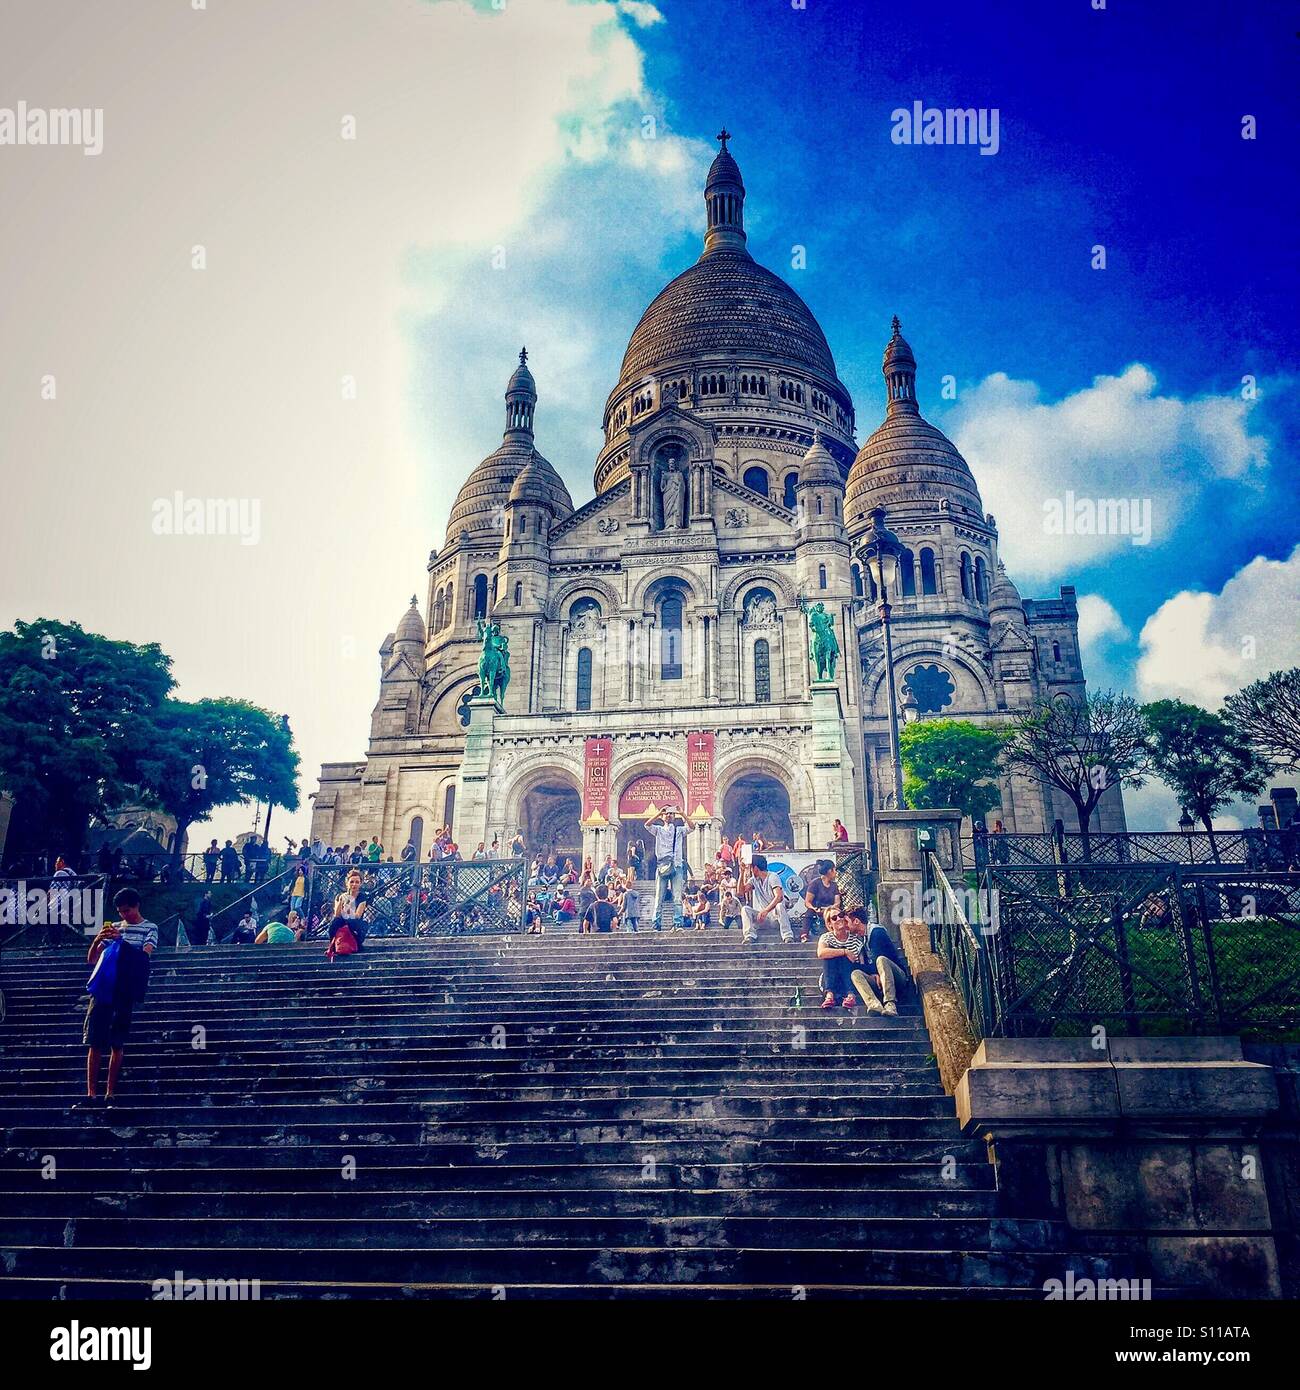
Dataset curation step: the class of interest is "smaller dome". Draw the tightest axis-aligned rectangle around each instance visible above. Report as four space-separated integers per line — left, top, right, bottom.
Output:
395 596 424 644
507 346 535 398
799 429 841 487
705 145 743 193
989 562 1025 620
509 452 574 516
882 315 915 370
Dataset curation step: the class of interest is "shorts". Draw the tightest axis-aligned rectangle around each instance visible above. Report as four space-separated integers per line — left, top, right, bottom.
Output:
83 993 133 1049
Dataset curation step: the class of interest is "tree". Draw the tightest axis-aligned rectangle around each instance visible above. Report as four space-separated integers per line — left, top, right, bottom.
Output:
899 719 1007 822
1223 667 1300 772
0 619 174 856
1000 690 1153 857
1142 699 1270 856
136 698 300 864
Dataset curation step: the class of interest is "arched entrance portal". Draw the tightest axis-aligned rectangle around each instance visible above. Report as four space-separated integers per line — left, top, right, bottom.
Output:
521 782 582 868
722 773 794 850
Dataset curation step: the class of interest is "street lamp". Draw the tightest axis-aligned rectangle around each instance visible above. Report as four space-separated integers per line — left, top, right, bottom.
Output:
1178 809 1195 865
858 506 907 809
901 686 920 725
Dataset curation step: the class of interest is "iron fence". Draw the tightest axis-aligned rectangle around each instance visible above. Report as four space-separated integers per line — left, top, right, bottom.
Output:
303 857 526 939
927 852 1300 1040
967 826 1298 871
831 845 875 917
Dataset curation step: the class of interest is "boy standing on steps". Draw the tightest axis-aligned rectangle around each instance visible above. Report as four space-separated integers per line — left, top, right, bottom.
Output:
77 887 157 1109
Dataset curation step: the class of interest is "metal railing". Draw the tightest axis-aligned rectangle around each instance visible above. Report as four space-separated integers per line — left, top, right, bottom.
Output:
930 854 1300 1040
967 826 1298 871
303 857 527 939
921 853 996 1038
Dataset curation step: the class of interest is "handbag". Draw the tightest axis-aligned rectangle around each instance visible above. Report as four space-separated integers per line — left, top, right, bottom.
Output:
327 924 359 957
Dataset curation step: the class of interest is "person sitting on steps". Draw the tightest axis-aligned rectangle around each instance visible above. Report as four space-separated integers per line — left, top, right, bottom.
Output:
326 868 370 957
816 909 874 1011
740 853 793 945
844 907 910 1014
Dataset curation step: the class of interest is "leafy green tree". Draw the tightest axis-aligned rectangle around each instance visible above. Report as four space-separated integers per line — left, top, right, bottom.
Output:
138 699 300 863
1223 667 1300 773
1000 690 1153 857
0 619 174 854
899 719 1007 822
1143 698 1270 856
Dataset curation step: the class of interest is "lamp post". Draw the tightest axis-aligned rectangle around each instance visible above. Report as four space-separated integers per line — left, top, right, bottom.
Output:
858 506 907 810
1178 809 1195 865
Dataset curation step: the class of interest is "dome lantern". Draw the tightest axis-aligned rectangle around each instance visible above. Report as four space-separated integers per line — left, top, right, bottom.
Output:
505 346 536 439
883 316 918 416
702 128 747 257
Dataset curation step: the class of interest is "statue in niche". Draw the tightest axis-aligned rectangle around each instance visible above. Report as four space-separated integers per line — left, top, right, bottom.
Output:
656 443 687 530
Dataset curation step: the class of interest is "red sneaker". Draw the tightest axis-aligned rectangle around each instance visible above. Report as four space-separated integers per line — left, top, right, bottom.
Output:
842 995 856 1009
820 992 836 1009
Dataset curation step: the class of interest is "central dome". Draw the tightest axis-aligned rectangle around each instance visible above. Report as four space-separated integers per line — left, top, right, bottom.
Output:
618 250 841 384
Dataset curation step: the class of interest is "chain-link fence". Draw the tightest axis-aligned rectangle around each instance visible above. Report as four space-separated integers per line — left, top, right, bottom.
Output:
966 826 1298 872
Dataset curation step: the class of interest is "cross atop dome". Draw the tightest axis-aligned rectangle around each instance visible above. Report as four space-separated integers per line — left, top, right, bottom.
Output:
519 346 528 365
716 128 730 151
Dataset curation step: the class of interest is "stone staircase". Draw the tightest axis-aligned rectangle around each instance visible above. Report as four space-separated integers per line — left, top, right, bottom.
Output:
0 934 1140 1298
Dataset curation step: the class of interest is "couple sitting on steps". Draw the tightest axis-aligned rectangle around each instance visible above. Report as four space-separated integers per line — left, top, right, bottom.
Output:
816 906 910 1015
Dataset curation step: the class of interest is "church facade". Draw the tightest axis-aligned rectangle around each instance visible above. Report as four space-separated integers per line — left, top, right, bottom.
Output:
310 136 1124 864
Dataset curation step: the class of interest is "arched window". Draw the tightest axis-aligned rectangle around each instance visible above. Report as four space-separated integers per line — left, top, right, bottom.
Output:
472 573 488 619
659 591 684 681
959 553 973 601
754 638 771 704
434 589 445 630
920 547 938 595
444 583 453 626
818 563 827 590
576 647 593 711
743 466 769 498
782 472 798 510
443 786 456 834
514 581 523 606
899 549 916 598
1052 640 1062 663
407 815 424 861
816 496 823 516
851 563 863 597
491 574 498 608
974 556 988 604
519 515 527 537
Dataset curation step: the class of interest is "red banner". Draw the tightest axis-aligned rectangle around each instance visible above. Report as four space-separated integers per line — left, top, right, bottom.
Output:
685 731 715 819
618 773 683 819
582 737 613 825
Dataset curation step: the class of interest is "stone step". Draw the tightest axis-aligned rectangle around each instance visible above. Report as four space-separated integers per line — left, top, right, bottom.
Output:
0 1137 984 1169
0 1160 996 1193
0 1276 1045 1300
0 1241 1144 1288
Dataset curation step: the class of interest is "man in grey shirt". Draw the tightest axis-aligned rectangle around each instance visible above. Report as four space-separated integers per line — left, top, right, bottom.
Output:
648 807 689 931
741 854 794 944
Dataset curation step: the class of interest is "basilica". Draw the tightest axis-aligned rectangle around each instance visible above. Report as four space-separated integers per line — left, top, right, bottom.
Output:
310 135 1125 864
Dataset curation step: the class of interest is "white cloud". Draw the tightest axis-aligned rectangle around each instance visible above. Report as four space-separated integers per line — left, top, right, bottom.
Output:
1136 544 1300 707
1076 593 1129 650
948 364 1269 581
617 0 665 26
